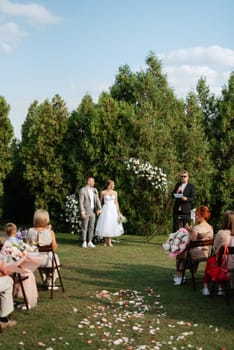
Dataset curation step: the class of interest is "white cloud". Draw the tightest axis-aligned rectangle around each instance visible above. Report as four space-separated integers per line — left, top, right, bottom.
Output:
164 46 234 68
161 46 234 97
0 21 27 53
0 0 61 26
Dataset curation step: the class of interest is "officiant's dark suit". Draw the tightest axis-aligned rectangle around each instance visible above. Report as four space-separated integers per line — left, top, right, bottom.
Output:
79 177 102 247
172 171 196 232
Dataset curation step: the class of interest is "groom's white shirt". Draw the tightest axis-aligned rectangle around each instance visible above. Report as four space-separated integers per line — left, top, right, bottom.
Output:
87 187 94 209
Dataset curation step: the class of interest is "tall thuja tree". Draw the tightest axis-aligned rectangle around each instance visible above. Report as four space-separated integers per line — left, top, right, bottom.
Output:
176 92 214 208
196 77 219 140
78 93 139 232
111 53 183 173
0 96 14 218
3 139 35 224
195 77 220 226
83 92 135 181
19 95 69 223
64 94 97 193
210 72 234 217
110 54 184 233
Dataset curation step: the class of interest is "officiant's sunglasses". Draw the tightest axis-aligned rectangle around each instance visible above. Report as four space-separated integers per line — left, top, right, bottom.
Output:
181 175 187 178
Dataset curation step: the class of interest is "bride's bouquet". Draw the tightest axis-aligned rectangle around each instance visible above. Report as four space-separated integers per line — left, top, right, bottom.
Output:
118 213 127 224
162 227 189 257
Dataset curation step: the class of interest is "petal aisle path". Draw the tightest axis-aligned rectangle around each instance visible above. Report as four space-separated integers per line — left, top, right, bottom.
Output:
74 288 219 350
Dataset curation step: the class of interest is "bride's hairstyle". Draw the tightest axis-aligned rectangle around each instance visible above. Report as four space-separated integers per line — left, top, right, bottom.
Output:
106 179 114 188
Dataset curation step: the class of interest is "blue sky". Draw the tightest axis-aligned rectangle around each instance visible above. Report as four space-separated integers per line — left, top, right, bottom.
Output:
0 0 234 139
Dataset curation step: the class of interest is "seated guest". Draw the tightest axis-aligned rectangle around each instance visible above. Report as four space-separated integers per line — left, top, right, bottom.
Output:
26 209 60 290
174 206 214 285
202 210 234 296
0 274 16 330
1 223 41 310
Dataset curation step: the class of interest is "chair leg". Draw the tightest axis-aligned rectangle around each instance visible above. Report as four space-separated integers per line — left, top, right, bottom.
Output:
19 278 29 310
53 252 65 293
56 267 65 292
191 270 196 290
50 271 53 299
14 274 29 310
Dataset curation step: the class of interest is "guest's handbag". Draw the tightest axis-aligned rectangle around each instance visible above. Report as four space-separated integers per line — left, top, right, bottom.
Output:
206 246 230 283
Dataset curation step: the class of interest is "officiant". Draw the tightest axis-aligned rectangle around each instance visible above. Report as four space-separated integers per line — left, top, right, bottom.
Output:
172 170 196 232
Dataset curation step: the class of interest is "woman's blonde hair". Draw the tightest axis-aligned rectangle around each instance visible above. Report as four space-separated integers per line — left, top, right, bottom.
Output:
33 209 50 228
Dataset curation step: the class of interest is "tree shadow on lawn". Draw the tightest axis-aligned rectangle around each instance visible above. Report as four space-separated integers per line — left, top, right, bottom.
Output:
65 261 234 330
57 233 80 245
56 233 164 247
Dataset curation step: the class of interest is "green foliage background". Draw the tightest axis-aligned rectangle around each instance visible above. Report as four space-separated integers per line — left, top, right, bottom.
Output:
1 54 233 234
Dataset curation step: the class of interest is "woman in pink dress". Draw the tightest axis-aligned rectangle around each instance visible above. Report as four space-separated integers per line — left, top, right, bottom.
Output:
1 223 42 310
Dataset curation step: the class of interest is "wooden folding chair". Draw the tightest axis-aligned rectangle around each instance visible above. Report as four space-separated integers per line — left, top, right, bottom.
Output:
210 245 234 305
12 273 29 310
37 245 65 298
179 238 214 290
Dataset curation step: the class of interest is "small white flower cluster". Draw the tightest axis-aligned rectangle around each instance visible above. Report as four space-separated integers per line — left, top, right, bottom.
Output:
125 157 168 192
64 194 81 234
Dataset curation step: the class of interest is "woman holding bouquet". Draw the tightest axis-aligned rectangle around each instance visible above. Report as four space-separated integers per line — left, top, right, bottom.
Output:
174 206 213 285
1 223 42 310
95 179 125 247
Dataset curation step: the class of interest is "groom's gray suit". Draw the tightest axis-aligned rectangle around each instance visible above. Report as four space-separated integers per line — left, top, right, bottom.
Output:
79 185 102 242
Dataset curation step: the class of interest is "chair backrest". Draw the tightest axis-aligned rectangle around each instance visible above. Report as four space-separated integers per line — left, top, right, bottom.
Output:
37 244 58 271
188 238 214 260
37 244 53 253
217 246 234 268
189 238 214 249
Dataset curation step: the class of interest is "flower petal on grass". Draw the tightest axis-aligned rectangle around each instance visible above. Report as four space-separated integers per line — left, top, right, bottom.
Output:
38 342 46 347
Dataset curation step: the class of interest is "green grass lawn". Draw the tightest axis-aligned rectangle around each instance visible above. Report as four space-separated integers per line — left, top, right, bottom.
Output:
1 233 234 350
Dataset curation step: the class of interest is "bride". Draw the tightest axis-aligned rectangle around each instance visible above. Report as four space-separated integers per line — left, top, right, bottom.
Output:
95 179 124 247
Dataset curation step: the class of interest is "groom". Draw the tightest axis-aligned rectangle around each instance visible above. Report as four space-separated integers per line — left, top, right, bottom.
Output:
79 176 102 248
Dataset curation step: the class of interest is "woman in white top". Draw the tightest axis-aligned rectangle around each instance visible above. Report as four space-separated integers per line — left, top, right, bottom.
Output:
26 209 60 289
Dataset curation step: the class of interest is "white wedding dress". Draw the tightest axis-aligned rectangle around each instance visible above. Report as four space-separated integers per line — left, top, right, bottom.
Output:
95 195 124 237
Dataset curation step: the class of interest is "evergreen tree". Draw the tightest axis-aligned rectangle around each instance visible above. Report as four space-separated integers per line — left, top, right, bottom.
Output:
19 95 69 223
109 53 186 233
196 77 219 140
210 72 234 217
3 139 34 224
0 96 14 218
176 92 214 208
64 94 97 193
